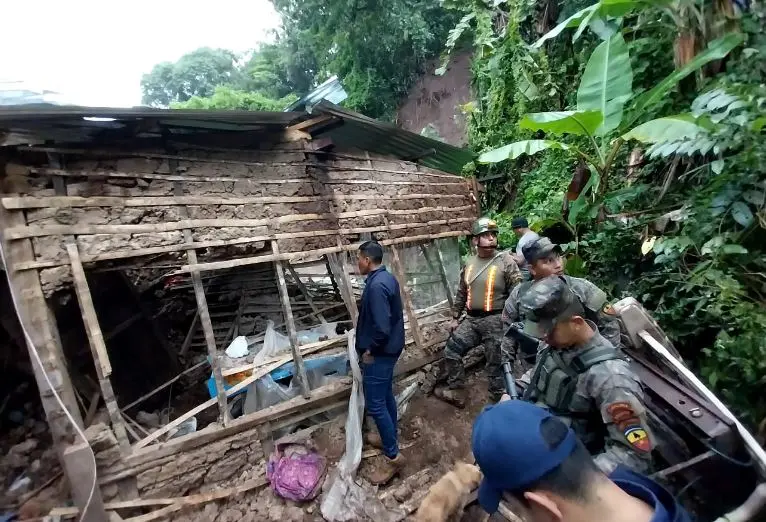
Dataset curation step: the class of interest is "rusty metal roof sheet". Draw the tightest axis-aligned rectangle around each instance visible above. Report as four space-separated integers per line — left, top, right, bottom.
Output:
0 103 474 175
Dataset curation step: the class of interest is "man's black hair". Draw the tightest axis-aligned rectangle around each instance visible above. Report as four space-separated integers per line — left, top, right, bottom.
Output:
359 241 384 264
514 417 601 502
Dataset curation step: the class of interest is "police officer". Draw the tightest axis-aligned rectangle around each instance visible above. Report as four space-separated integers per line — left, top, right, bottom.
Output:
435 217 522 407
518 275 654 474
502 237 623 371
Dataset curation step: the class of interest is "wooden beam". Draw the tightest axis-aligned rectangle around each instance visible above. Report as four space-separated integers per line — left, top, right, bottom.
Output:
173 180 230 427
283 128 312 142
66 242 130 450
2 193 467 211
0 204 84 448
272 240 311 398
120 359 208 413
221 336 345 377
285 263 327 323
421 243 454 308
287 115 334 132
178 310 200 358
4 205 474 240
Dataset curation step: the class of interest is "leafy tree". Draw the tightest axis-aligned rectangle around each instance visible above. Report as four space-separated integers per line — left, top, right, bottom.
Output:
141 48 242 107
270 0 456 119
171 85 297 111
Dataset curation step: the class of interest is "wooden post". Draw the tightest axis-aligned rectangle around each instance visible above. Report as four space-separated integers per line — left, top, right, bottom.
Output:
419 243 454 308
66 242 131 451
286 263 327 323
271 240 311 398
62 442 108 522
324 255 342 302
326 250 358 327
174 181 230 426
388 243 426 352
178 310 200 357
0 206 84 448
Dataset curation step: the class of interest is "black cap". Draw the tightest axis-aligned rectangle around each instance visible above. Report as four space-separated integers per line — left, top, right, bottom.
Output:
511 217 529 229
522 237 559 264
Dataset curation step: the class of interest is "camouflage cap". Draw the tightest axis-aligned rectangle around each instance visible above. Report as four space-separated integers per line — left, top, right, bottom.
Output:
520 275 585 339
522 237 559 264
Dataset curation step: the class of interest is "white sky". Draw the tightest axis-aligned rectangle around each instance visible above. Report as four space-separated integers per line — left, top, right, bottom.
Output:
0 0 282 107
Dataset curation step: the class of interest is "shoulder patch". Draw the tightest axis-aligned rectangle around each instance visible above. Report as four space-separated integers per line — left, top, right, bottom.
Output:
603 303 617 316
607 402 651 453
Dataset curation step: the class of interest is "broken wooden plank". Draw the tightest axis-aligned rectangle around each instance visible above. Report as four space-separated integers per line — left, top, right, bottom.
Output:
286 263 327 322
84 391 101 427
221 336 345 377
288 114 334 132
272 240 311 398
178 311 200 358
175 230 468 275
65 242 130 450
174 180 230 428
121 360 208 413
420 243 454 308
388 241 426 352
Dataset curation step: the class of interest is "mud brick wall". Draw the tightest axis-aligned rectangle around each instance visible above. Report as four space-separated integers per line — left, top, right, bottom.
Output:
1 141 476 296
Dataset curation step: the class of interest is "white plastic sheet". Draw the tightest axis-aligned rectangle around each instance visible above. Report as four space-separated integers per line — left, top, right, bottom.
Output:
251 320 291 366
320 331 397 522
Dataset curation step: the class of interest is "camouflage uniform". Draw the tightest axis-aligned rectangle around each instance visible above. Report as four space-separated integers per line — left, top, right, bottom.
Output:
519 276 654 475
501 238 623 372
444 249 522 399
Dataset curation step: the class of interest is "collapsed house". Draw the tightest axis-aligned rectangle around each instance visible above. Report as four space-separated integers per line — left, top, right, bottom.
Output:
0 103 479 519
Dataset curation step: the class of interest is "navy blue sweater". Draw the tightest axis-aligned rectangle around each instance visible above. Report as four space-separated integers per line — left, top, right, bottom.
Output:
610 466 694 522
356 266 405 357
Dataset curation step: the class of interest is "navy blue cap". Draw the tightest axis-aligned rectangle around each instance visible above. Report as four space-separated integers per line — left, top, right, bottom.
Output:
472 401 578 513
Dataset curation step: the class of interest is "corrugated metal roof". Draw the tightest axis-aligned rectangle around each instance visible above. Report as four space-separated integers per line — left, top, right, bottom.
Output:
311 101 474 174
0 103 474 175
285 75 348 112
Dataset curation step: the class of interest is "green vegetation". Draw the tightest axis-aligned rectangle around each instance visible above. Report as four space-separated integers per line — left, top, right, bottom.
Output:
442 0 766 423
139 0 766 423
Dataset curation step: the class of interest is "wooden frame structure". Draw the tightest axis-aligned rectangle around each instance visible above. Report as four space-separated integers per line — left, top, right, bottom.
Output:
0 105 476 511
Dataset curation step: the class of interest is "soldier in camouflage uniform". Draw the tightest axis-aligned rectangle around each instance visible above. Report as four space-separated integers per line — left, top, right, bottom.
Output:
434 217 522 407
502 237 623 373
517 275 654 474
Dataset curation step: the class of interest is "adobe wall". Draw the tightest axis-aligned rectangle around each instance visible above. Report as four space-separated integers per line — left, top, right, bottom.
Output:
1 140 475 296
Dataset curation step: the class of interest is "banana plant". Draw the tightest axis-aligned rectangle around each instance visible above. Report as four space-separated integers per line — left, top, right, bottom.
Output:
479 27 744 225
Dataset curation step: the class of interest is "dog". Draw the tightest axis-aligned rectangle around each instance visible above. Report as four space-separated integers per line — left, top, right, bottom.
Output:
415 461 484 522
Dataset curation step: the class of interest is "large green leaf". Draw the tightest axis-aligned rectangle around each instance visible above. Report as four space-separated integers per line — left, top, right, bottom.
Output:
626 33 745 127
576 33 633 136
478 140 571 163
519 111 603 136
621 115 709 143
532 4 599 49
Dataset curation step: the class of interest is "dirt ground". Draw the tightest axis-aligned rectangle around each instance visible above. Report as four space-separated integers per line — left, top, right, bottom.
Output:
311 369 493 521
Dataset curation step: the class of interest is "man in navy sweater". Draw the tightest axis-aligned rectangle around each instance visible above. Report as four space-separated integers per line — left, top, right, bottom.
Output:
356 240 406 485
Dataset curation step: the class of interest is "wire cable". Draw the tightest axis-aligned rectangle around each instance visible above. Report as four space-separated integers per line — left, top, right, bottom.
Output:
0 237 98 520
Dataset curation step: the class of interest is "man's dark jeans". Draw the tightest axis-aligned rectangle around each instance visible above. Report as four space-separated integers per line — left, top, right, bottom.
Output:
362 354 399 459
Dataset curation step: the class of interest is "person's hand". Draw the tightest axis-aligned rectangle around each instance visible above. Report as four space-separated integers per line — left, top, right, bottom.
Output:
499 394 511 403
362 351 374 365
449 319 460 332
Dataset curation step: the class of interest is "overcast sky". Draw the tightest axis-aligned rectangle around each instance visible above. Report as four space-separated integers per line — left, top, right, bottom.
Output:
0 0 281 107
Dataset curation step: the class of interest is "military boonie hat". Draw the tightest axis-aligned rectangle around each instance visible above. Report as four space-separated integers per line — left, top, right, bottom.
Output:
522 237 559 264
520 275 585 339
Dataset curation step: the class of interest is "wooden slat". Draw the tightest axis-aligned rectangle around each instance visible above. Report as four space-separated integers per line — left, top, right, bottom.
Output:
389 243 425 352
175 230 468 275
2 193 467 210
272 240 311 398
174 180 230 427
5 205 473 239
27 167 467 185
221 336 345 377
285 262 327 322
13 216 473 271
66 243 112 376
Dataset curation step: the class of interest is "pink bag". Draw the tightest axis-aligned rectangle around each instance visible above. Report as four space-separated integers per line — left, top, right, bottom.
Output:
267 443 327 502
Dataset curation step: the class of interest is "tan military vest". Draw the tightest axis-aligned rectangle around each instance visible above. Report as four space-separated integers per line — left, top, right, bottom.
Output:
464 254 507 313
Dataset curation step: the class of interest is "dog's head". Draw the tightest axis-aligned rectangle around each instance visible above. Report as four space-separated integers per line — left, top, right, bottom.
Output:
453 461 483 488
